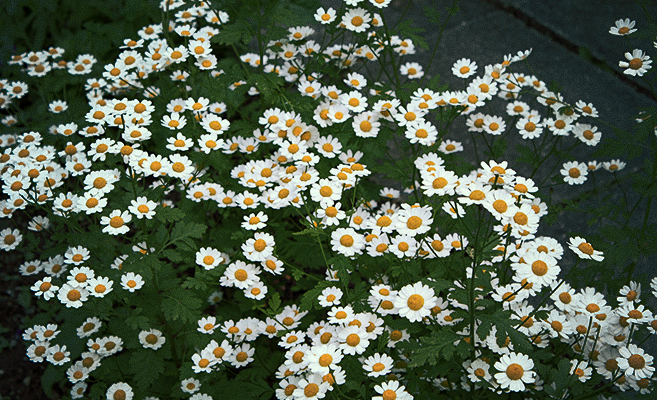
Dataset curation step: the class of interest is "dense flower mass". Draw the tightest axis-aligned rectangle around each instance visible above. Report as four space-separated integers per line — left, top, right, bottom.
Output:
1 0 656 399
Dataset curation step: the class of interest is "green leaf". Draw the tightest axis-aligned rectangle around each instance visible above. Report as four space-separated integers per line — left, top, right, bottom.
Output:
292 226 326 237
211 22 252 46
268 292 281 314
427 278 452 295
182 275 208 291
230 230 250 242
125 312 150 331
155 224 168 247
162 249 183 262
155 206 186 223
403 329 461 367
247 73 284 104
427 73 442 91
130 349 165 391
171 221 207 242
161 287 203 324
329 256 352 287
168 221 207 253
422 5 441 24
291 267 304 281
493 313 533 353
515 143 536 166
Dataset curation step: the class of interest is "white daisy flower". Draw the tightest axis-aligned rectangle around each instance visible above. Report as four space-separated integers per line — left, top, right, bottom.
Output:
318 287 343 307
394 281 437 322
493 352 536 392
362 353 394 377
100 209 132 235
337 325 369 355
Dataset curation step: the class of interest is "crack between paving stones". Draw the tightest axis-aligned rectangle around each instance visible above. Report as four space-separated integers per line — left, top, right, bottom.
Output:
483 0 656 102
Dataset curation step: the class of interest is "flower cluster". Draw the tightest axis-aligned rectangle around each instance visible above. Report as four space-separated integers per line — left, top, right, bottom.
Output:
2 0 656 399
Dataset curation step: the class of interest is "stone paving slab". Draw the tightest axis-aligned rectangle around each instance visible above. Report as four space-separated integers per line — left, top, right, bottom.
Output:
385 1 655 132
498 0 655 88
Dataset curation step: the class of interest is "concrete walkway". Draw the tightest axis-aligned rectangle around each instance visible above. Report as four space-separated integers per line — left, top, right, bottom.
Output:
381 0 657 292
387 0 655 130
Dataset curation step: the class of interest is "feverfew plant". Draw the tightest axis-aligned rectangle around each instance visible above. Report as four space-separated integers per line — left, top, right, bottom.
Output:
2 0 657 399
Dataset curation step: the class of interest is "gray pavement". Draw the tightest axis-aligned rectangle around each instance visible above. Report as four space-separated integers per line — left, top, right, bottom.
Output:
381 0 657 298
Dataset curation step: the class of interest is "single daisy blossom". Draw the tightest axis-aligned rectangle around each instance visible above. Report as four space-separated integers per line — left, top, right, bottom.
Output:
394 281 437 322
362 353 394 377
618 344 655 379
619 49 652 77
493 352 536 392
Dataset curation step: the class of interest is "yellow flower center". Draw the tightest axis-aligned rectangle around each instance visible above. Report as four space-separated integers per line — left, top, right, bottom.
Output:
531 260 548 276
304 383 320 397
234 269 248 281
513 212 528 225
469 190 485 201
493 199 508 214
506 363 524 380
586 303 600 313
577 242 594 255
415 128 428 138
113 389 127 400
372 362 386 372
340 235 354 247
628 354 646 369
67 289 81 301
172 161 187 172
346 333 360 346
253 239 267 252
377 216 392 227
213 347 226 359
93 177 107 189
285 384 297 396
320 332 333 344
407 294 425 311
110 216 124 228
351 16 364 26
629 58 643 70
406 216 422 230
319 354 333 367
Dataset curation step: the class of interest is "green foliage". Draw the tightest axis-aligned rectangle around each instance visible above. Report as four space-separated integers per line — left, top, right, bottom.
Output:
402 328 463 367
161 287 203 324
